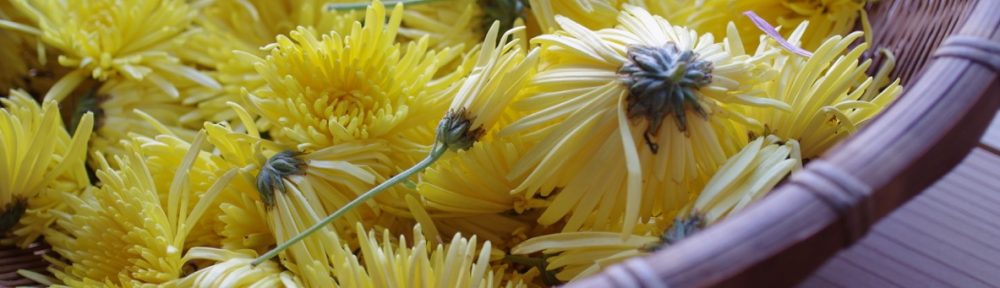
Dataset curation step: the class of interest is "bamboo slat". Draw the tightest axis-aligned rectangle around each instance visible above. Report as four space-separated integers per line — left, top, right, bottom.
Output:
806 149 1000 287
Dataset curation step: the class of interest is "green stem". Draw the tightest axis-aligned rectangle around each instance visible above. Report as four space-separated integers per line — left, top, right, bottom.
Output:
325 0 443 11
251 143 449 266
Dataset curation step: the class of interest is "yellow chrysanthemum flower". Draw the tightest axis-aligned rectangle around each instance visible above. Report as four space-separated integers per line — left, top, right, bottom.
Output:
445 22 540 139
233 129 420 266
254 208 524 287
243 2 458 156
747 25 901 158
330 223 526 288
130 130 244 248
511 218 667 282
405 191 543 251
328 0 524 50
405 22 546 240
692 135 801 224
0 90 92 247
180 0 363 125
258 164 365 287
502 6 787 234
526 0 869 50
434 213 544 250
254 20 543 263
217 182 274 252
396 0 484 50
44 133 237 286
513 136 802 283
658 0 869 50
417 139 544 215
208 114 390 287
0 1 86 100
204 106 409 256
164 248 298 288
268 188 351 287
90 78 215 157
527 0 623 33
1 0 220 102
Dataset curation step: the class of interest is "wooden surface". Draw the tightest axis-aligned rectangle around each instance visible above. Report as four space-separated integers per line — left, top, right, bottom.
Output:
803 111 1000 288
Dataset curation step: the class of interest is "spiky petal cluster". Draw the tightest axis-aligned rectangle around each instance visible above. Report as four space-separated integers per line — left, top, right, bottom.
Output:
243 2 458 157
398 0 484 50
747 25 902 158
2 0 219 102
166 248 296 287
692 136 801 224
417 139 543 215
45 136 237 286
503 6 786 234
445 22 540 143
528 0 624 33
180 0 362 125
653 0 869 50
512 218 666 282
334 223 526 288
203 106 398 253
0 90 92 246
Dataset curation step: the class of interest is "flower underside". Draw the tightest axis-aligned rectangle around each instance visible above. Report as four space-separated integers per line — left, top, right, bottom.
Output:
436 108 484 151
256 151 305 208
661 213 706 246
0 198 27 234
619 43 713 153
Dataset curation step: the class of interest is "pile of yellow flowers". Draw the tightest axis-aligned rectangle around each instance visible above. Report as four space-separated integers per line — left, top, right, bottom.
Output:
0 0 901 286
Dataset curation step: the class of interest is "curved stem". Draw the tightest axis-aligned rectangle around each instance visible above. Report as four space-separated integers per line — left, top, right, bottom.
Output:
252 143 449 266
325 0 444 11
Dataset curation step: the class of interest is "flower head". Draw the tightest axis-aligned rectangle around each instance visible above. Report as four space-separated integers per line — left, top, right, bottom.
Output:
502 6 786 233
417 139 544 216
0 90 92 246
619 43 715 151
655 0 869 50
511 218 667 282
4 0 219 102
442 22 540 149
692 135 801 224
252 161 375 287
181 0 362 125
397 0 485 51
747 25 902 158
129 128 247 248
166 248 296 287
527 0 624 33
243 1 459 158
90 78 211 157
256 151 306 208
204 105 403 255
45 133 237 286
330 223 525 288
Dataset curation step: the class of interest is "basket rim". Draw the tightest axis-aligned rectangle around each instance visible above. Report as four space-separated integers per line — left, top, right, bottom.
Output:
568 0 1000 287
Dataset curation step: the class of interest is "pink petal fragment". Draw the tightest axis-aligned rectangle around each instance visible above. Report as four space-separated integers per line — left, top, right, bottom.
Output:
743 11 813 57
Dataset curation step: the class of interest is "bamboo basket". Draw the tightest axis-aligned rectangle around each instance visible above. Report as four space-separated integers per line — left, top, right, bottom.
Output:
2 0 998 287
